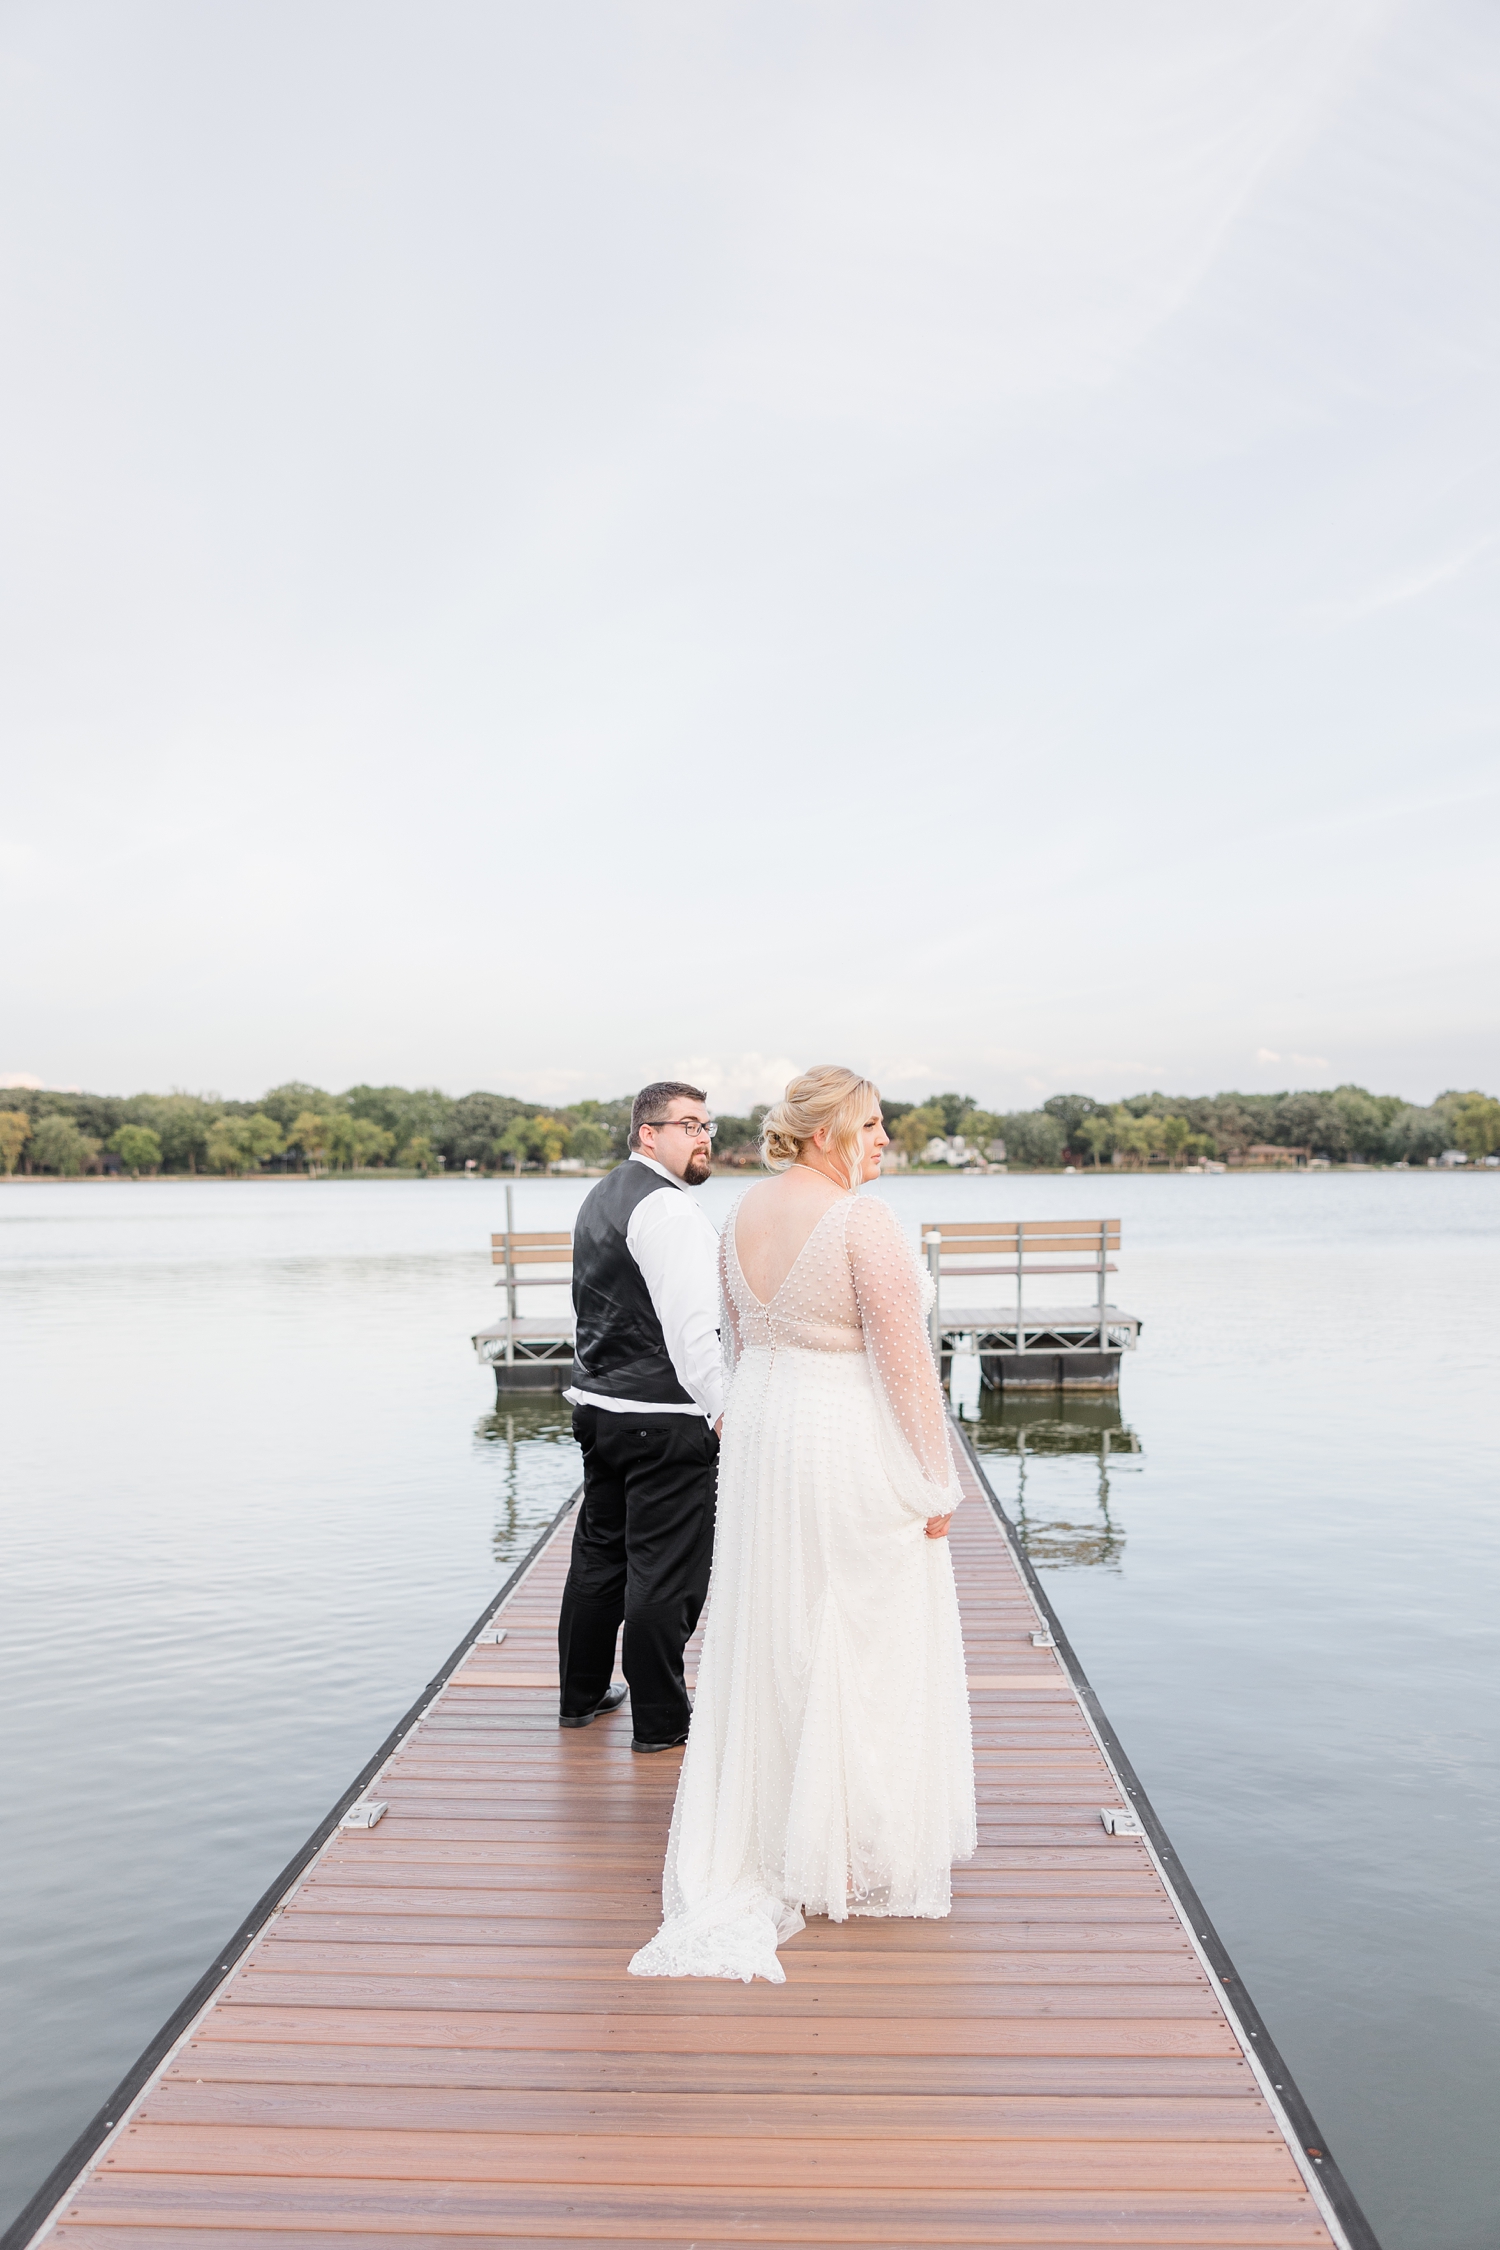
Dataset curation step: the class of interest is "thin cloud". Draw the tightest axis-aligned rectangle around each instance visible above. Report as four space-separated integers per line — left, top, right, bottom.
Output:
675 1056 802 1113
1314 534 1495 626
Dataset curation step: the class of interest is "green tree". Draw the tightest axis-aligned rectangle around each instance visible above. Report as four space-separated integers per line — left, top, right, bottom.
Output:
930 1091 979 1137
1274 1092 1349 1161
245 1114 286 1166
445 1092 532 1171
1387 1099 1456 1165
1329 1085 1394 1161
1042 1093 1099 1160
1452 1094 1500 1160
288 1112 330 1171
350 1118 396 1168
996 1111 1067 1168
531 1115 571 1168
0 1109 30 1176
1161 1115 1192 1167
28 1091 122 1143
121 1093 211 1173
496 1121 532 1173
576 1095 636 1163
207 1113 286 1174
206 1119 248 1175
710 1114 755 1154
109 1124 163 1177
495 1114 573 1170
1110 1111 1152 1167
321 1113 358 1170
568 1121 612 1166
30 1115 93 1175
399 1134 440 1174
345 1083 454 1151
956 1108 1003 1152
894 1105 945 1164
1078 1113 1115 1168
260 1082 339 1130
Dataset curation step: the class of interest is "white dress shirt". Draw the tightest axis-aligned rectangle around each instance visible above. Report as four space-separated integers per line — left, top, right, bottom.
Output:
565 1153 725 1422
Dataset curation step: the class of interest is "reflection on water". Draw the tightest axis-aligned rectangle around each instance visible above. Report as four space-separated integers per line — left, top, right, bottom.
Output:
966 1392 1143 1573
474 1398 578 1564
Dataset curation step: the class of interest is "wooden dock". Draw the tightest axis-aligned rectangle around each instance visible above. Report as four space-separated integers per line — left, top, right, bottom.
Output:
17 1440 1376 2249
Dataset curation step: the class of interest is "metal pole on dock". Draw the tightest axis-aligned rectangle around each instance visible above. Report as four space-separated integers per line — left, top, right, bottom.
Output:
1097 1216 1108 1351
504 1183 516 1362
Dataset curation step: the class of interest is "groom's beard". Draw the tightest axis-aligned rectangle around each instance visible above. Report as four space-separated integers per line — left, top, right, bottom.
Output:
683 1146 712 1187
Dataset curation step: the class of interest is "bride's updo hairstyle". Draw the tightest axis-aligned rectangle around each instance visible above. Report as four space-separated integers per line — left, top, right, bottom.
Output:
760 1066 880 1192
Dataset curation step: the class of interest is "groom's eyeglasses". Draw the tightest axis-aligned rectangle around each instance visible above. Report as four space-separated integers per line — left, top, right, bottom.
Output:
644 1118 718 1140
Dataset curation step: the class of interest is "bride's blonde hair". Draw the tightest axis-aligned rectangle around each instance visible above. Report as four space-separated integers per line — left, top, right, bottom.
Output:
760 1066 881 1191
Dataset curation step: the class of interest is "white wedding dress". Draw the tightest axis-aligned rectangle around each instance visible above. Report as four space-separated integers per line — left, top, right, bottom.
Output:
628 1190 976 1984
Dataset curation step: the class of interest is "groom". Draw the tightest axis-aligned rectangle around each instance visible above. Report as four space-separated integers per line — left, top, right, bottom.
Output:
558 1081 724 1753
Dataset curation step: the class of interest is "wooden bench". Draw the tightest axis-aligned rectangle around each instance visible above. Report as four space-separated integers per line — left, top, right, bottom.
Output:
491 1227 573 1316
470 1209 576 1386
920 1218 1133 1367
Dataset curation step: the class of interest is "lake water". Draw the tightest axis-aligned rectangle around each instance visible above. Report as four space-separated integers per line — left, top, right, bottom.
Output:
2 1171 1497 2247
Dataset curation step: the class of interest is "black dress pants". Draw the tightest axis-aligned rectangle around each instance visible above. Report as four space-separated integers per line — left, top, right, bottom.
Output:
557 1404 718 1744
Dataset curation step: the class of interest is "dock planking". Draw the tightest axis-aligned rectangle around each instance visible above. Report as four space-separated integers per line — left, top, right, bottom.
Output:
26 1440 1367 2249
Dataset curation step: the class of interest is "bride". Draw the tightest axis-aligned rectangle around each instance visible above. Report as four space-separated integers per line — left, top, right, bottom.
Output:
628 1066 976 1984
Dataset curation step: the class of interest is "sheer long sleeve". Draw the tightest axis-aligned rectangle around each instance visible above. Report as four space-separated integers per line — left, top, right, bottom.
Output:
846 1197 961 1506
718 1222 743 1393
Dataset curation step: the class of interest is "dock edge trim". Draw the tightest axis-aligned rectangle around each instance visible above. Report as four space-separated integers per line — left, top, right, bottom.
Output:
3 1484 584 2250
953 1420 1383 2250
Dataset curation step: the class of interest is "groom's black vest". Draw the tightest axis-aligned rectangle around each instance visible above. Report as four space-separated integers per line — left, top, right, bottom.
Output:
570 1160 697 1406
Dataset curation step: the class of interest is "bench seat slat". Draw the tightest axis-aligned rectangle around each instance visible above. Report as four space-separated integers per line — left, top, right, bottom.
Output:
921 1220 1119 1239
936 1250 1115 1260
935 1262 1117 1278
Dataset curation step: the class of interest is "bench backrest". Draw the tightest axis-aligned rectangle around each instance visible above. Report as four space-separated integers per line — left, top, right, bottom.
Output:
920 1219 1120 1271
491 1230 573 1270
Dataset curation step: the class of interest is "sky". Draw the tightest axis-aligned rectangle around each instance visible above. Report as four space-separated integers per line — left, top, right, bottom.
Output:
2 0 1496 1114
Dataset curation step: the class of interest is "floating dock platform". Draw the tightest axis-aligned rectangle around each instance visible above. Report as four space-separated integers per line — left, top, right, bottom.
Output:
926 1219 1142 1393
471 1323 574 1393
474 1209 576 1393
11 1435 1376 2250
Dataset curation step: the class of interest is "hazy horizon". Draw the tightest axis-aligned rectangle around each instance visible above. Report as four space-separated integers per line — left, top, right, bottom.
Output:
4 3 1496 1116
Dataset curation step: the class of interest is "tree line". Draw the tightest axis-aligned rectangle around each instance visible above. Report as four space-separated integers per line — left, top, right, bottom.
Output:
1 1077 1496 1180
0 1083 636 1178
707 1084 1499 1170
869 1085 1500 1168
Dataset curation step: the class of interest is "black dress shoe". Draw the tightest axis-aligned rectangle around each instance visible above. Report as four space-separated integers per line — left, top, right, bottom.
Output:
558 1682 629 1729
631 1730 689 1753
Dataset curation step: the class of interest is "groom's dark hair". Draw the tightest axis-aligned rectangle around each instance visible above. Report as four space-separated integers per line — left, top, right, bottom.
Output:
630 1081 708 1151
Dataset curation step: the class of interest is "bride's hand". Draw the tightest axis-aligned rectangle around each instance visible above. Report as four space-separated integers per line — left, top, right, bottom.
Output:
924 1512 953 1540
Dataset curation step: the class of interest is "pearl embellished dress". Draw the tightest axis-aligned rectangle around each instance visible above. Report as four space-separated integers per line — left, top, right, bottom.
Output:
628 1191 976 1984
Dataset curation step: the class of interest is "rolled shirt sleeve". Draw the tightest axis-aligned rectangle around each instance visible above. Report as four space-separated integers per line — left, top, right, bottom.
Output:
626 1188 725 1422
